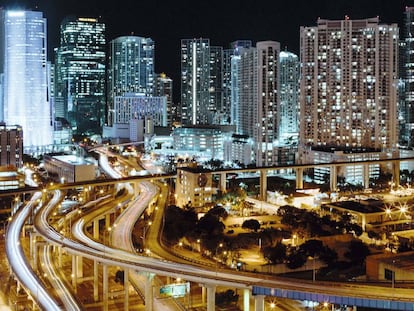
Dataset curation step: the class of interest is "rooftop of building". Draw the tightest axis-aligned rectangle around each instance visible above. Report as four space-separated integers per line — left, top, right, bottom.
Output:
325 199 384 214
311 145 382 154
49 155 91 166
368 251 414 271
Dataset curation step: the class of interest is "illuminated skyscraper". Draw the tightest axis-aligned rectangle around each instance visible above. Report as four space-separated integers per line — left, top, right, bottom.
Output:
401 7 414 147
299 17 398 160
55 17 105 136
223 40 252 129
154 73 174 127
0 9 53 148
238 41 280 166
107 36 154 127
181 38 211 125
279 51 299 141
299 17 399 185
209 46 224 124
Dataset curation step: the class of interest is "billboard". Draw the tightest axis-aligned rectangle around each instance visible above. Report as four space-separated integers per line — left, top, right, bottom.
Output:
159 282 190 298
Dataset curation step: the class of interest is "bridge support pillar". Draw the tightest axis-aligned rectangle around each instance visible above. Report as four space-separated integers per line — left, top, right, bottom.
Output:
259 170 267 201
71 255 77 293
392 160 400 188
243 288 250 311
124 268 129 311
144 272 154 311
205 284 216 311
58 245 62 268
93 261 99 302
93 219 99 240
220 172 227 193
105 214 111 231
296 167 304 189
254 294 265 311
103 264 109 311
330 165 337 192
76 255 83 279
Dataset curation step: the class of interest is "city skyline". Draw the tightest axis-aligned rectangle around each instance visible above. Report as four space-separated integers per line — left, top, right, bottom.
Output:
2 0 414 97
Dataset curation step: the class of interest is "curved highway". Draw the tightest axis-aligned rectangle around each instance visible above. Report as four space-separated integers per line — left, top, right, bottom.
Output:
9 149 414 310
6 191 63 311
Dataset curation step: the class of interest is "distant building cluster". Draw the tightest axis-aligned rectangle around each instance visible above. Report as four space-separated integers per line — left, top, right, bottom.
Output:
1 7 414 185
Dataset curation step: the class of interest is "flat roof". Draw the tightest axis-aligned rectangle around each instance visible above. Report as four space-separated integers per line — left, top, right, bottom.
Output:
326 200 384 214
53 155 88 165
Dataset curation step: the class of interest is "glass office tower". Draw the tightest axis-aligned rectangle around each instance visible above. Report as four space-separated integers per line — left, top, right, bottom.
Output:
107 36 154 127
0 9 53 148
55 17 106 136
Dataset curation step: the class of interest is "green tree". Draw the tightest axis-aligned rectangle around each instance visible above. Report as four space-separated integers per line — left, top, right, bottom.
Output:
263 242 287 264
216 289 239 306
344 240 370 266
299 239 324 257
242 219 261 232
286 250 307 269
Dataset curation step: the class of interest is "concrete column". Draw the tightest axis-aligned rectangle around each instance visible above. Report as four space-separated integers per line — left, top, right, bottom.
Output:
254 294 265 311
205 284 216 311
93 219 99 240
58 246 62 268
296 167 304 189
124 269 129 311
76 256 83 279
144 273 154 311
259 170 267 201
201 286 206 304
105 214 111 230
103 264 108 311
243 288 250 311
393 160 400 188
93 261 99 302
220 172 227 193
363 164 370 189
329 165 337 192
71 255 77 293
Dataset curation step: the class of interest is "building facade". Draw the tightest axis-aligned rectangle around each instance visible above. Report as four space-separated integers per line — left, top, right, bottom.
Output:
279 51 299 142
0 123 23 168
103 93 166 140
43 154 96 183
0 10 53 148
54 17 106 136
180 38 211 125
299 17 399 160
154 73 174 128
172 126 224 161
238 41 280 166
107 36 155 127
401 7 414 148
176 166 214 208
223 40 252 130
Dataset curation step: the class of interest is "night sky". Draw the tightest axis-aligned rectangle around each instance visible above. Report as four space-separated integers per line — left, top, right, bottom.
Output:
2 0 414 101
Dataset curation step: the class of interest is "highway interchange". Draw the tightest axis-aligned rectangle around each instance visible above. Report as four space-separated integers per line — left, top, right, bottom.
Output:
4 151 414 310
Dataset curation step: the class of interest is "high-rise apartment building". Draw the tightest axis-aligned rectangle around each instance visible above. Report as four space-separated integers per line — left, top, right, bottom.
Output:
223 40 252 129
299 17 399 161
181 39 226 126
54 17 106 136
401 7 414 148
181 38 211 125
0 123 23 168
238 41 280 166
154 73 174 128
209 46 224 124
279 51 299 142
107 36 154 127
0 10 53 148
